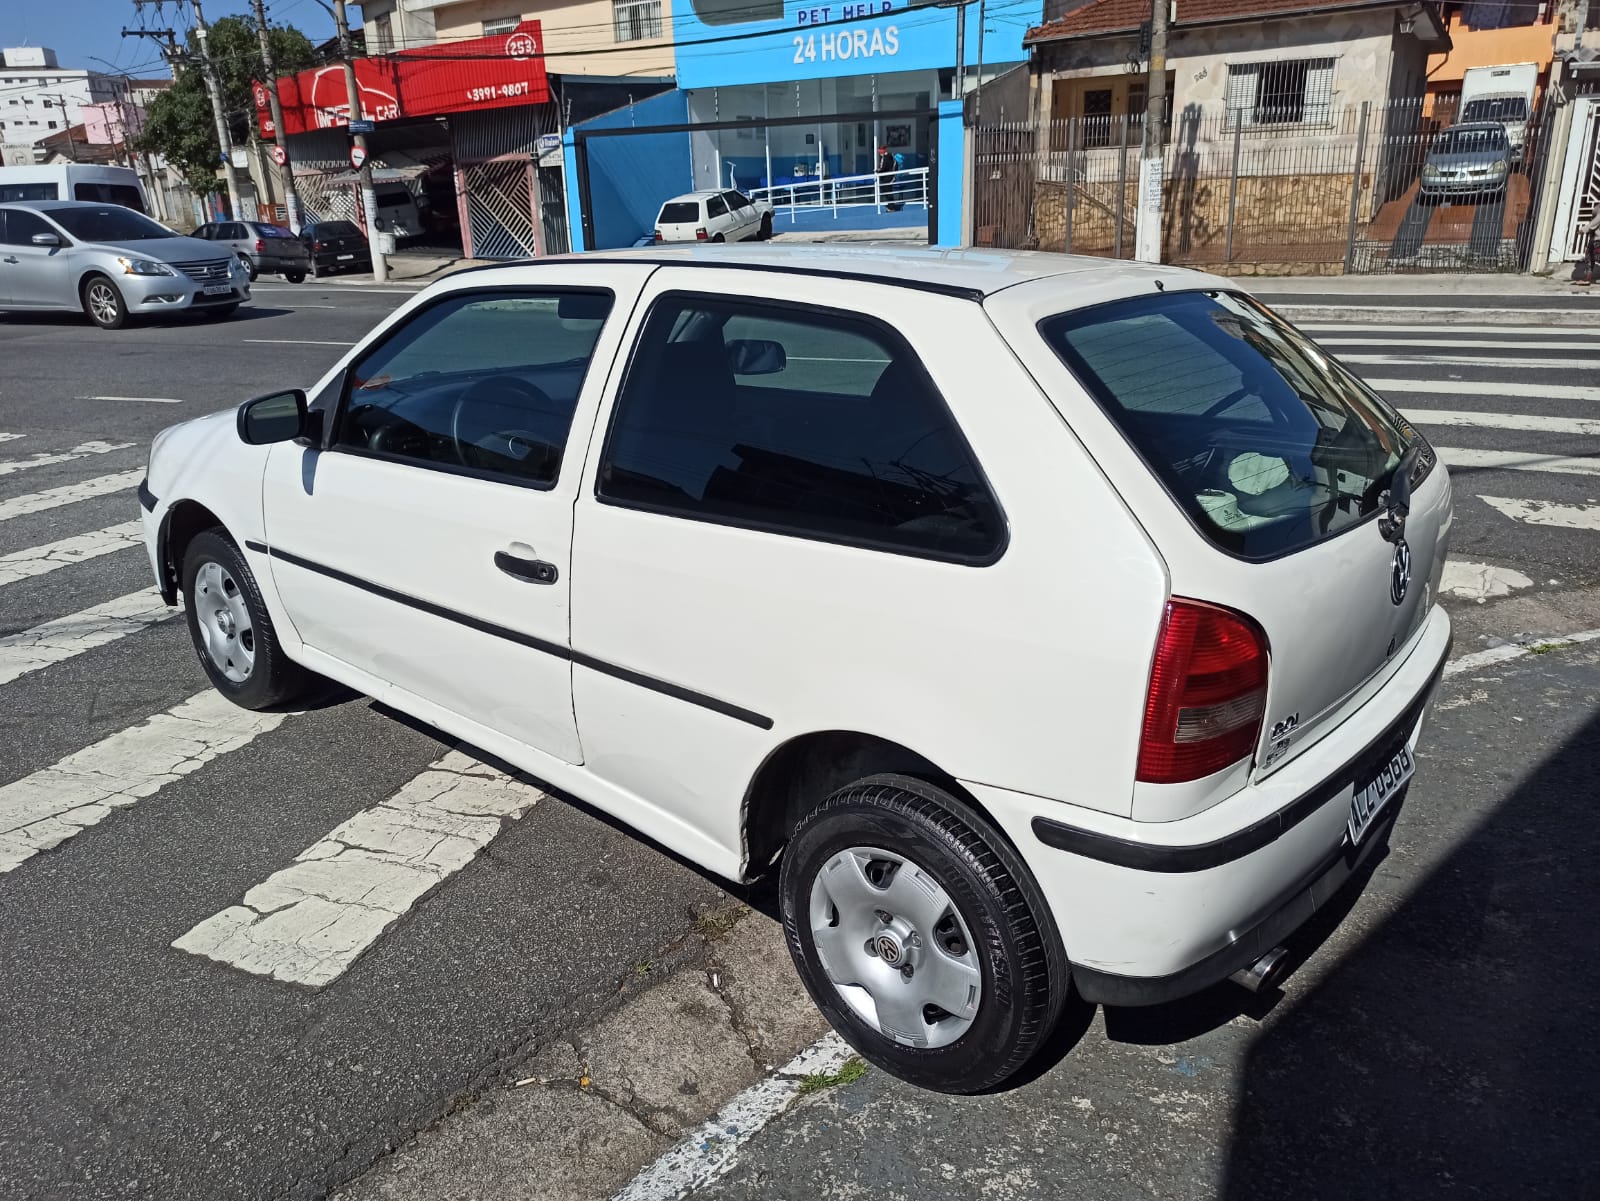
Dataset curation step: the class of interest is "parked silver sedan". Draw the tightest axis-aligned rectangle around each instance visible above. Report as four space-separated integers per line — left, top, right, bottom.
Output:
0 200 251 329
1419 122 1511 202
193 219 311 283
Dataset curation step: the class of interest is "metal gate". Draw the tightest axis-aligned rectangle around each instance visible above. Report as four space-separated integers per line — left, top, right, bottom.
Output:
461 158 540 259
1550 96 1600 262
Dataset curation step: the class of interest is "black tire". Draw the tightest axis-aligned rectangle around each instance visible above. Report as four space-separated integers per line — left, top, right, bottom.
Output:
200 303 240 320
81 274 128 330
711 232 726 243
780 774 1068 1094
284 270 306 284
759 212 773 240
182 529 312 710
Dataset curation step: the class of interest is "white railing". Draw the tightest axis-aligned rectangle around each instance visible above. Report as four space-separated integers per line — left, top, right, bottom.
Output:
749 167 930 219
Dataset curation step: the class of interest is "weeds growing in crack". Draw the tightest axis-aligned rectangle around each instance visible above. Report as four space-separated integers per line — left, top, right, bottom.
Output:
797 1056 867 1095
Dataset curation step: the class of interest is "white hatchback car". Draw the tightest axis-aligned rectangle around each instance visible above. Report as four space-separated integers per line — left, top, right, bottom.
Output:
654 189 773 243
140 247 1452 1094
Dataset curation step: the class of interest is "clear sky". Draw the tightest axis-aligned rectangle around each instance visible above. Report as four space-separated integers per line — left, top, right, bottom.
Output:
3 0 337 80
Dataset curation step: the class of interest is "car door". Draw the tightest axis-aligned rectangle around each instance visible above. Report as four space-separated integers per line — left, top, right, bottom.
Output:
260 268 650 765
0 207 75 309
723 192 758 240
704 193 731 240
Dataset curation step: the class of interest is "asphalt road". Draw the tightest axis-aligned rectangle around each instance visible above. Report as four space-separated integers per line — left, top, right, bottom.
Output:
3 278 1596 1201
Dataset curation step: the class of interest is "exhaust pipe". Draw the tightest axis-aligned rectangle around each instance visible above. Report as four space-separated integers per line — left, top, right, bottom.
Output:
1229 945 1290 994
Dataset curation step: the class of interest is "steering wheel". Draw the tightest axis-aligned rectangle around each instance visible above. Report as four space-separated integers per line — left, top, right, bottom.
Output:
450 375 561 475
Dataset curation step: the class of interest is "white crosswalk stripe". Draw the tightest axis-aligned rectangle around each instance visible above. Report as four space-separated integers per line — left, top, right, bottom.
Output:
1344 354 1600 370
0 470 143 524
0 590 177 687
1479 496 1600 531
0 433 24 444
1369 379 1600 401
174 751 543 987
0 441 134 477
1436 448 1600 477
0 522 144 588
1405 410 1600 437
0 691 288 875
1321 338 1600 352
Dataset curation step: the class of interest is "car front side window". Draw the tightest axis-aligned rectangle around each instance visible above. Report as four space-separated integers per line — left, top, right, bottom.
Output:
597 293 1004 561
334 288 615 488
2 208 54 245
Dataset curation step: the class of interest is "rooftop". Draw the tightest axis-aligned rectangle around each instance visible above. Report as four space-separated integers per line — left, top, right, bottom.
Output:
1026 0 1424 42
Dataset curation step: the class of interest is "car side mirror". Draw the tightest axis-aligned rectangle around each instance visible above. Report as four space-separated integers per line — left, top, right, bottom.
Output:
31 232 61 248
237 389 308 445
726 338 786 376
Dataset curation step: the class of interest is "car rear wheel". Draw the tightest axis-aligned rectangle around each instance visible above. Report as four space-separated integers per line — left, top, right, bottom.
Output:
759 212 773 240
81 274 128 330
779 774 1069 1094
284 270 306 284
238 254 258 282
712 232 726 243
182 530 312 710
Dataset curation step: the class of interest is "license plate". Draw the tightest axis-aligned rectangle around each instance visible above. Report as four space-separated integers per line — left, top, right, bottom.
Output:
337 253 355 261
1347 744 1414 845
202 284 231 295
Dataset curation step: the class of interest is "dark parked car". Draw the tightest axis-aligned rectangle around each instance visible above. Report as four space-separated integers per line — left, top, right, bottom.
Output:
299 220 372 277
193 220 311 282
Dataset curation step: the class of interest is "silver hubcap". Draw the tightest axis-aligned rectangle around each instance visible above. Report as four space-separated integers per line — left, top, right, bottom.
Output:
88 283 118 324
808 847 983 1049
194 560 255 683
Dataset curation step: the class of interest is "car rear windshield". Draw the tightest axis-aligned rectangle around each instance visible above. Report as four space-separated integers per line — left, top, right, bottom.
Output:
659 202 700 224
1040 290 1422 559
253 223 296 238
49 205 175 241
316 221 361 236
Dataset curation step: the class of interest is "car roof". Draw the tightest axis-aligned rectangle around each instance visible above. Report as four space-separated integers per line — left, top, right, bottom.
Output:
662 191 726 202
452 244 1218 302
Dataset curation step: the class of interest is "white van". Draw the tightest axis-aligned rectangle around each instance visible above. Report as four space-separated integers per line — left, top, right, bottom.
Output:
0 163 148 212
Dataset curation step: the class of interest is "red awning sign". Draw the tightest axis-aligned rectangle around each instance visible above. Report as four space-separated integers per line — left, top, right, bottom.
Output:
257 21 548 139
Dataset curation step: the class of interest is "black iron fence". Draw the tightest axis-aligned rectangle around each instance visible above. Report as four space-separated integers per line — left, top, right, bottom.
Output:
971 97 1551 275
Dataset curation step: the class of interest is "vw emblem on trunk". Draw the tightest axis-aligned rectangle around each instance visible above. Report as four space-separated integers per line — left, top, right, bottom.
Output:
1390 539 1412 606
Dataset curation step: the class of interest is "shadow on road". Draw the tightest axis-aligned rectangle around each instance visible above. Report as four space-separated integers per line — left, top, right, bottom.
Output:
1222 707 1600 1200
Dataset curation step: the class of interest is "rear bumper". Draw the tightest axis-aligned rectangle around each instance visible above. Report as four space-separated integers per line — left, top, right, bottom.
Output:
965 604 1451 998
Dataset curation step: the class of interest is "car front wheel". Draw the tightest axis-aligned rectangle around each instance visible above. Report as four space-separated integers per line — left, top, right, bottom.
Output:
780 774 1068 1094
81 274 128 330
182 530 312 709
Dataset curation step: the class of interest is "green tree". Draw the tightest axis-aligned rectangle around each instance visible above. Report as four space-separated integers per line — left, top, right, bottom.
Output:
137 16 318 194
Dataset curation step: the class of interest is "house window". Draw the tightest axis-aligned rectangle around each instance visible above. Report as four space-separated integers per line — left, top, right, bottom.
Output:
482 16 519 36
372 12 394 52
1226 58 1335 126
613 0 663 41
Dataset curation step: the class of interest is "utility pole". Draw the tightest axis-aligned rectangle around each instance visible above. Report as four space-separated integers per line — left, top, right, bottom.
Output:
132 0 244 219
41 94 80 161
1135 0 1170 262
334 0 389 281
250 0 304 231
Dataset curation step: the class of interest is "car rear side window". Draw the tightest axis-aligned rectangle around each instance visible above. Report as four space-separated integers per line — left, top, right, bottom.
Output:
706 194 729 218
1041 290 1422 559
597 294 1004 562
336 289 614 487
659 202 699 224
0 183 58 202
72 182 146 212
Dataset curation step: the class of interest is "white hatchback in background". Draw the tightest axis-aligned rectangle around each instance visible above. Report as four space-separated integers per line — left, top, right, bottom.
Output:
139 246 1452 1095
654 189 773 243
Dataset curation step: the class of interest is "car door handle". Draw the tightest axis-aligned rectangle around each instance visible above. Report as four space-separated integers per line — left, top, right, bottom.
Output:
494 550 558 585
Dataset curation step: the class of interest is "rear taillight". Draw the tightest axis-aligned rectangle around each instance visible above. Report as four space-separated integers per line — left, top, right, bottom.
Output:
1136 599 1269 784
254 238 265 252
695 227 708 241
654 229 663 242
313 240 325 250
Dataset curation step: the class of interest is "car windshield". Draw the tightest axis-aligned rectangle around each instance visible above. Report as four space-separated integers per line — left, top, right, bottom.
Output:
1463 96 1527 122
49 205 176 241
314 221 361 236
1040 290 1422 559
1435 127 1506 155
659 202 700 223
253 224 296 238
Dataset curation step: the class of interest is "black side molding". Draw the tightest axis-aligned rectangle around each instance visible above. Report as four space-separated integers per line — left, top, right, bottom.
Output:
1033 644 1447 874
138 479 158 513
250 541 774 731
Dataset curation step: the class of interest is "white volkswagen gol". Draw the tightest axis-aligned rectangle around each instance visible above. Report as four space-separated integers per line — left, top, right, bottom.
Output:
139 247 1452 1094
